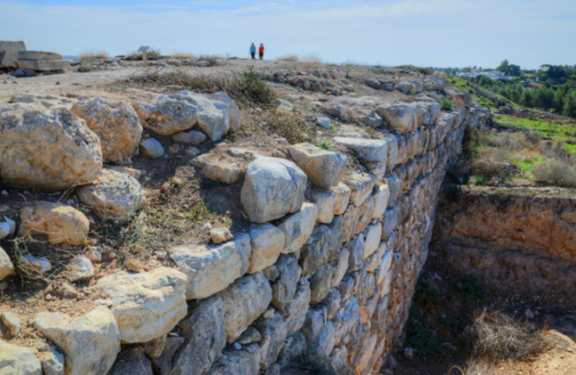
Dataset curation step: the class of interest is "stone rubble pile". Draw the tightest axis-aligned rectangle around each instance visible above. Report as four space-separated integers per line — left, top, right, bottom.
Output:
0 77 490 375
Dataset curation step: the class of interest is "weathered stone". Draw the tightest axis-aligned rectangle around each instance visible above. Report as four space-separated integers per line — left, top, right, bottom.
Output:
321 289 342 321
275 99 294 115
365 79 381 89
207 344 261 375
343 173 376 207
173 295 226 375
17 59 71 71
347 235 365 272
0 103 102 192
171 129 207 145
248 224 285 274
329 345 349 370
209 91 241 132
311 321 335 357
367 242 387 272
134 95 198 136
34 306 120 375
376 103 417 134
395 80 417 95
241 157 307 223
18 256 51 277
170 234 251 299
71 97 142 164
271 255 300 310
342 205 359 243
66 255 94 282
277 202 319 254
288 143 347 189
364 224 382 259
355 195 375 235
326 103 349 122
309 189 336 224
334 138 387 178
332 248 349 288
94 267 187 343
0 339 42 375
277 332 307 369
201 162 241 184
382 206 399 238
373 182 391 219
0 246 14 282
255 311 287 369
385 176 401 208
1 312 20 336
382 134 399 170
143 335 166 359
332 297 361 344
77 169 145 221
332 183 352 215
37 349 65 375
210 228 233 244
300 219 342 277
19 201 89 246
140 138 165 158
151 336 185 375
110 346 153 375
219 272 273 342
178 91 230 141
237 327 262 345
283 282 311 336
309 263 333 304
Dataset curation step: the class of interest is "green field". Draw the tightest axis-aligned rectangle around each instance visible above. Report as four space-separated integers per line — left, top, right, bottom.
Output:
495 115 576 144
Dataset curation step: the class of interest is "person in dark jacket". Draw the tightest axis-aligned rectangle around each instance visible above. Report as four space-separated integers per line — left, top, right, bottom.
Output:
258 43 264 60
249 43 256 59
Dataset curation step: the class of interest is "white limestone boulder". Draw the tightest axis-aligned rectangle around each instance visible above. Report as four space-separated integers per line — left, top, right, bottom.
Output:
0 103 102 192
376 103 417 134
334 137 387 178
169 234 251 299
34 306 121 375
18 201 89 246
277 202 319 254
342 173 376 207
0 245 14 282
71 97 143 164
288 143 347 189
247 224 285 274
0 339 42 375
179 91 230 141
241 157 307 223
134 95 198 136
77 169 145 221
94 267 188 343
209 92 241 132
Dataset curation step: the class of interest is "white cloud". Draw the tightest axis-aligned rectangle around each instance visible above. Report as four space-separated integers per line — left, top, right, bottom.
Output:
0 0 574 68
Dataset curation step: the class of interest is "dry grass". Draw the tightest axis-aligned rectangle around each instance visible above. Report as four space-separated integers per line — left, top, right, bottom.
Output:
298 53 325 71
79 50 109 62
532 159 576 188
125 68 277 107
449 362 500 375
276 54 300 62
197 54 224 66
171 52 196 60
472 309 545 361
241 110 316 144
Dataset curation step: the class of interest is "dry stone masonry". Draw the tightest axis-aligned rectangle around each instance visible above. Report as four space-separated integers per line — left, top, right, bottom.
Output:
0 70 491 375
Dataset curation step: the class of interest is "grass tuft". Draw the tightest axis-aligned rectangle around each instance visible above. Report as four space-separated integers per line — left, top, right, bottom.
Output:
79 50 109 62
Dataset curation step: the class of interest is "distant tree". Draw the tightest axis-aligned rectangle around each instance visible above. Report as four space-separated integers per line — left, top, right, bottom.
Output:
563 91 576 118
497 59 521 76
521 90 535 107
537 88 555 111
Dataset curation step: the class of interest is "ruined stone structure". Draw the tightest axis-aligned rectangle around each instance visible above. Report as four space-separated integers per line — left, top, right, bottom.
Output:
0 71 491 375
0 40 70 71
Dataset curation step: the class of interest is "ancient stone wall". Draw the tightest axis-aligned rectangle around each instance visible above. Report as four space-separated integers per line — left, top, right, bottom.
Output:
432 188 576 310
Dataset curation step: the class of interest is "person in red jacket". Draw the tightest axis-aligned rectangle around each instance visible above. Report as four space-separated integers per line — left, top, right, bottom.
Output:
258 43 264 60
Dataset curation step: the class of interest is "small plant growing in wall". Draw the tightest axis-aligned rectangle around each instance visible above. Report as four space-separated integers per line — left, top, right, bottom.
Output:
315 140 331 150
441 98 454 110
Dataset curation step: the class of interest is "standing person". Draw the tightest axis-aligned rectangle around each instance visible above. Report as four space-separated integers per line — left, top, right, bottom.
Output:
249 43 256 60
258 43 264 60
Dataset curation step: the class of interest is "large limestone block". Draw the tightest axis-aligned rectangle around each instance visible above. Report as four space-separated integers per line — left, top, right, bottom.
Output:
209 92 241 132
77 169 145 221
169 234 251 299
0 339 42 375
18 201 89 246
94 267 188 343
248 224 285 274
16 59 71 71
0 103 102 192
34 306 121 375
271 254 299 310
110 346 153 375
134 95 198 136
173 296 227 375
332 248 349 288
372 182 391 220
300 221 342 277
363 224 382 259
381 134 399 170
71 97 143 164
347 235 365 272
151 336 185 375
0 246 14 282
309 263 333 304
219 272 273 343
277 202 319 254
334 138 387 178
342 173 376 207
179 92 230 141
309 189 337 224
310 321 335 357
331 297 361 345
241 157 307 223
17 51 62 60
0 41 26 68
37 349 65 375
283 282 311 336
288 143 347 189
332 183 351 215
376 103 417 134
207 344 261 375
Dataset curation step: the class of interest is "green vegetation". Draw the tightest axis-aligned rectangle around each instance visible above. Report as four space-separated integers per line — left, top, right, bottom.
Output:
440 97 453 110
447 76 517 110
79 50 109 62
129 48 161 60
495 115 576 141
315 140 332 150
406 307 444 362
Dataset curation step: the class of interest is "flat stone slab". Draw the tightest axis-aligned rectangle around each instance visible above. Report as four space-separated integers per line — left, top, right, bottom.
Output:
0 51 19 68
18 51 63 60
0 40 26 51
16 59 71 71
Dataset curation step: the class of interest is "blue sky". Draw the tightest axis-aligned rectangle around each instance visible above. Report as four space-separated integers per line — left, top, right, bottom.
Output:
1 0 575 69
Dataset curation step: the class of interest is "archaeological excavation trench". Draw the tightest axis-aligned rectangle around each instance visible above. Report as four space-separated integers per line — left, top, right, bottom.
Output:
8 62 567 375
